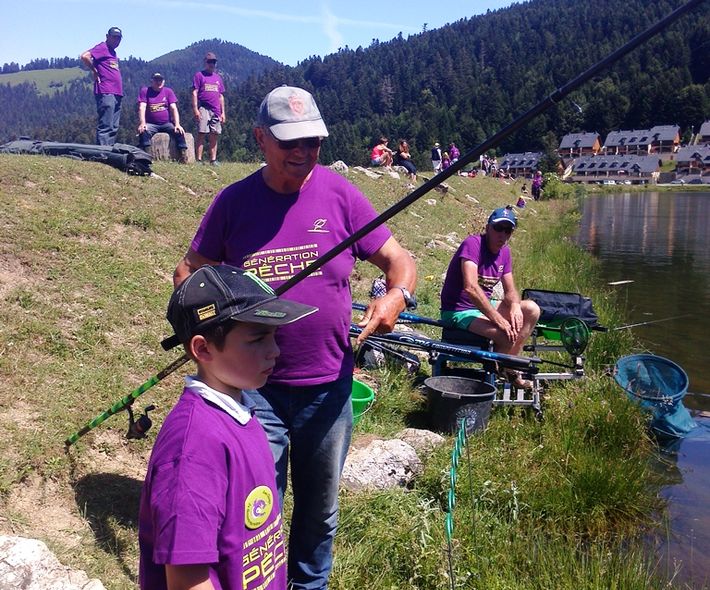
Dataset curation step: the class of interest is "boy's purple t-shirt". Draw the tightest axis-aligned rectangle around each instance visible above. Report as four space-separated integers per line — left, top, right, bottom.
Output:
440 234 512 311
139 388 286 590
89 41 122 96
190 165 391 386
192 70 225 115
138 86 178 125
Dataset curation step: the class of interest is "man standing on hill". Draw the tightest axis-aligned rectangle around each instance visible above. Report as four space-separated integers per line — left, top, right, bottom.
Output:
431 142 442 173
192 52 226 165
137 73 189 163
81 27 123 146
173 85 416 589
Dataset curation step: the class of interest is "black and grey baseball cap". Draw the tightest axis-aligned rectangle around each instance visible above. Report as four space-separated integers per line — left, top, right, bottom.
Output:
256 85 329 141
161 265 317 350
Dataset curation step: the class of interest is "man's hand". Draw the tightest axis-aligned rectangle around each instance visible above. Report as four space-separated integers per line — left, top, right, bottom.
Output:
193 109 201 122
219 113 226 124
356 292 404 343
137 123 147 134
510 303 523 333
495 316 517 343
175 124 185 135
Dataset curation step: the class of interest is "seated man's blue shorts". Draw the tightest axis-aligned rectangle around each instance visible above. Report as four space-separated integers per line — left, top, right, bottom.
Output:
441 300 500 331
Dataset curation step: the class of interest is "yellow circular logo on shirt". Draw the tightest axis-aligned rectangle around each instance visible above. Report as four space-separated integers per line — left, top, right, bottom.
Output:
245 485 273 530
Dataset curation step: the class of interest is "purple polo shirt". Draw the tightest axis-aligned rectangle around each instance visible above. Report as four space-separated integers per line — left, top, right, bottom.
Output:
190 164 392 386
138 86 178 125
89 41 122 96
139 386 286 590
192 70 225 116
440 234 512 311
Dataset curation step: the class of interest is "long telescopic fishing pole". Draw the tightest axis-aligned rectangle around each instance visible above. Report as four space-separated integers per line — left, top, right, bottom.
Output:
611 314 692 331
64 0 704 446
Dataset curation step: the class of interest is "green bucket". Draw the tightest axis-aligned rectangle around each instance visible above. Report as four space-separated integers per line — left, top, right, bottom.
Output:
352 379 375 425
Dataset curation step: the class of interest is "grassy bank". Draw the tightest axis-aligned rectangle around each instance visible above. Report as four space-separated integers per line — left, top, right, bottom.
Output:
0 155 669 588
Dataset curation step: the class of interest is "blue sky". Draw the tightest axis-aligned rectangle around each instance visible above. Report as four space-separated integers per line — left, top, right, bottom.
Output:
0 0 517 67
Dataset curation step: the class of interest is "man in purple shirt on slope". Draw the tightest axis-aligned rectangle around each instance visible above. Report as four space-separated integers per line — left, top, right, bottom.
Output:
173 85 416 590
137 73 189 163
192 51 226 165
440 205 540 389
81 27 123 145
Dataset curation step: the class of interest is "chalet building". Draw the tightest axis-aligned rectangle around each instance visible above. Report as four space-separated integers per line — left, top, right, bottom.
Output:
558 132 601 162
499 152 542 178
698 120 710 144
602 125 680 159
570 155 661 184
675 145 710 183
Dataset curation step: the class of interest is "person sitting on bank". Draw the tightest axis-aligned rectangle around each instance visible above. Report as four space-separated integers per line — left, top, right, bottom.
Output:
137 73 189 163
370 136 394 167
394 139 417 180
439 206 540 389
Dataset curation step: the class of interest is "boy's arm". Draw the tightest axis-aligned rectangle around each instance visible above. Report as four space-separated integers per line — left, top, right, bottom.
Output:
165 564 214 590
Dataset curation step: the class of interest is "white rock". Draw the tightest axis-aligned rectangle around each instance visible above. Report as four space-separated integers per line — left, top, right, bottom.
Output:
341 439 422 491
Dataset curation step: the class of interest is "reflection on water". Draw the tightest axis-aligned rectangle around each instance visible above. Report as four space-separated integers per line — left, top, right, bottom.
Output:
577 191 710 588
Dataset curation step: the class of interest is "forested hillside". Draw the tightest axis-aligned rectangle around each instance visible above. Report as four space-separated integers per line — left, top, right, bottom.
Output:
1 0 708 165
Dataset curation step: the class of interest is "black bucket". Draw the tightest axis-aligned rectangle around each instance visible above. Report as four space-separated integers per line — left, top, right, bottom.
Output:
426 376 497 435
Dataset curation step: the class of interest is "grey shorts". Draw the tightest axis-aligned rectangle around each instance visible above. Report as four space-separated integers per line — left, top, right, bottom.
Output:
198 106 222 134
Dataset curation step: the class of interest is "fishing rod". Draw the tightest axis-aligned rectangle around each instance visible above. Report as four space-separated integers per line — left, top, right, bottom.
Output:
611 314 692 331
349 324 540 372
64 0 703 446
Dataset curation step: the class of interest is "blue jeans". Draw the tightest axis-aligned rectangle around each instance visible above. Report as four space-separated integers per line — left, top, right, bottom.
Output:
138 122 188 151
249 376 353 590
95 93 122 146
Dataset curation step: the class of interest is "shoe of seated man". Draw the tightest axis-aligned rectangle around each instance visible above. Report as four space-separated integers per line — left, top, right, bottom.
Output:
504 369 533 391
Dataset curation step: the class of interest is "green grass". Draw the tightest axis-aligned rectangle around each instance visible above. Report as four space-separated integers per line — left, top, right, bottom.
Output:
0 155 678 588
0 67 87 95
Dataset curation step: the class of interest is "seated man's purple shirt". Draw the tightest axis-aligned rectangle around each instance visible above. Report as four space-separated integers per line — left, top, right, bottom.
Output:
440 234 512 311
138 86 178 125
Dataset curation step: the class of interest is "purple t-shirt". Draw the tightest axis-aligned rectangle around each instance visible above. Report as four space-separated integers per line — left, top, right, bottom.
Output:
440 234 512 311
190 164 391 385
138 86 178 125
192 70 225 115
139 387 286 590
89 41 122 96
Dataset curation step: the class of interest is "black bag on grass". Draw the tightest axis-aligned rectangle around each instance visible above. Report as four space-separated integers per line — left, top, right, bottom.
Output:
0 139 153 176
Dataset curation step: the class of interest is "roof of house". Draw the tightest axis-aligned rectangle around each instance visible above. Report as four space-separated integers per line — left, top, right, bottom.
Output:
699 120 710 137
603 125 680 147
676 144 710 163
571 154 661 174
499 152 542 168
559 132 600 150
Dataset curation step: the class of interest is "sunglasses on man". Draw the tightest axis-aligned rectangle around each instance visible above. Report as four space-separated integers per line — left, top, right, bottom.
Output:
491 223 514 235
267 129 322 150
206 59 217 64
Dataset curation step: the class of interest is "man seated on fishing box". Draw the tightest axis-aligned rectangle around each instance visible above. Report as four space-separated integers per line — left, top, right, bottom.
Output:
439 206 540 389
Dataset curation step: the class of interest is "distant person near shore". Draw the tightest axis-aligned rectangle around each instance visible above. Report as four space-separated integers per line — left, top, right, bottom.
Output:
532 170 543 200
192 52 226 165
137 73 189 163
81 27 123 146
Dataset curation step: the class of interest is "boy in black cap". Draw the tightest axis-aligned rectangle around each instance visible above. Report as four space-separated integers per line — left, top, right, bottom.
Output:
139 265 316 590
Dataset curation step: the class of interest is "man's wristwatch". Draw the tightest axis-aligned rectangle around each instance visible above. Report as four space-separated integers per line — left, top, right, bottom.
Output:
393 286 417 310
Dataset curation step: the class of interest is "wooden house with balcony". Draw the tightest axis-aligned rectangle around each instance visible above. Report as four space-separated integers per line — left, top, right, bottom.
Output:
675 145 710 183
498 152 542 178
602 125 680 160
698 120 710 144
558 132 601 164
570 155 661 184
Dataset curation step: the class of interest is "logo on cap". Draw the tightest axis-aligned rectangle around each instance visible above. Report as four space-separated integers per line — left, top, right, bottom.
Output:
289 95 305 117
197 304 217 320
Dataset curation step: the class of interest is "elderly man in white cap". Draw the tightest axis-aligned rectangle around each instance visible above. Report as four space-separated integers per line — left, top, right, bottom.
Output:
173 85 416 589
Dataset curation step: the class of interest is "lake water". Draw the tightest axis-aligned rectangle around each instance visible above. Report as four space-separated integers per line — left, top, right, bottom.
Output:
577 190 710 588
